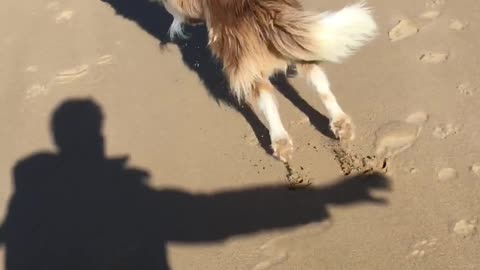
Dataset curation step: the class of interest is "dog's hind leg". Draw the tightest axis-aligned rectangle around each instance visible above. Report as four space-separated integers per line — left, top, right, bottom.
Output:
254 80 293 162
298 63 355 141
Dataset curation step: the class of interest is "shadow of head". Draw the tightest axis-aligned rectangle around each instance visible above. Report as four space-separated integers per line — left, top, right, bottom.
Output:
51 98 105 158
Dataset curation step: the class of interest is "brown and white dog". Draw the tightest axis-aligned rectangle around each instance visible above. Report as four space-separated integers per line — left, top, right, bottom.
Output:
158 0 378 162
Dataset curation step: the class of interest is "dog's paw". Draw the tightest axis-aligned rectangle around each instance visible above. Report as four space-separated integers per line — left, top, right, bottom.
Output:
330 115 355 141
272 137 294 163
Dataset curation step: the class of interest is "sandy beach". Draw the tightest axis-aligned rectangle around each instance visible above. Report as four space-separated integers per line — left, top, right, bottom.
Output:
0 0 479 269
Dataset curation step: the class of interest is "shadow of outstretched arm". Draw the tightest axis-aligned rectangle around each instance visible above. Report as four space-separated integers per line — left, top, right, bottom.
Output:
162 172 390 242
0 99 390 269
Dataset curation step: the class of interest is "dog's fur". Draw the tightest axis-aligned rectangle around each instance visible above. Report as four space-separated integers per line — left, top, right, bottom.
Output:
158 0 378 162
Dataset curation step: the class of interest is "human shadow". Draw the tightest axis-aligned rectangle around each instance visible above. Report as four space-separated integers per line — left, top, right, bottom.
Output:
0 98 390 270
99 0 335 154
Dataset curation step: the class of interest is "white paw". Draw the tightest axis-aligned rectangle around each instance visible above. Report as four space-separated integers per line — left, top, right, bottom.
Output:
272 136 294 162
330 115 355 141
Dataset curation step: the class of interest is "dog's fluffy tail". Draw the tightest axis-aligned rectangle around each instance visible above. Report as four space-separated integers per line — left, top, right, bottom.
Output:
271 2 378 63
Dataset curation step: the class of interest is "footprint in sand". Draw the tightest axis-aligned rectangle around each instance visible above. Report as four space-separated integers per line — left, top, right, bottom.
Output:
25 84 48 99
53 64 89 84
453 218 477 238
407 238 438 259
432 123 460 139
457 83 475 96
419 52 449 64
389 19 419 42
331 146 388 176
419 10 441 20
96 54 114 65
374 112 428 159
252 222 331 270
450 19 468 31
25 65 39 73
55 10 74 23
333 112 428 175
85 55 117 85
470 163 480 178
251 238 288 270
284 163 312 188
437 167 458 181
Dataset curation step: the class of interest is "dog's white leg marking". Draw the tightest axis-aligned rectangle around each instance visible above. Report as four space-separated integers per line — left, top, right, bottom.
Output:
256 81 293 162
308 66 344 118
303 64 355 140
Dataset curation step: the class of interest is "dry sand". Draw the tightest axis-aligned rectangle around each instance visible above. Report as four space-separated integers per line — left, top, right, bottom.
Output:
0 0 479 269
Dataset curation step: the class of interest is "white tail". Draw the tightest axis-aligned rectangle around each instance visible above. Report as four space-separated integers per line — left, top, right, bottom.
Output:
311 2 378 63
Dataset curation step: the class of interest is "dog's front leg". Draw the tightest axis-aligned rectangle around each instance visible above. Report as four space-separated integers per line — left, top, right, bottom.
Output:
254 80 293 162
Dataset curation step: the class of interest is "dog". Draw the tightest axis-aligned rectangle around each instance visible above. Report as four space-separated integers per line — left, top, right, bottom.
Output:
158 0 378 162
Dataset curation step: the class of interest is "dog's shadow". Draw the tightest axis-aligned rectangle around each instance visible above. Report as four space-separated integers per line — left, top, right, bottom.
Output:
100 0 334 153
